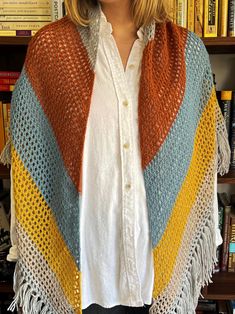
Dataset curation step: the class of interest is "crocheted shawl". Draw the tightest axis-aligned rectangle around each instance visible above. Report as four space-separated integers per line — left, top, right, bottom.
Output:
3 5 230 314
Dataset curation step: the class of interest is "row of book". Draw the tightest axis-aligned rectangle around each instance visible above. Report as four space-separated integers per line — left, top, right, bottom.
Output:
196 299 235 313
216 192 235 273
0 0 65 37
169 0 235 37
216 89 235 170
2 0 235 38
0 71 14 152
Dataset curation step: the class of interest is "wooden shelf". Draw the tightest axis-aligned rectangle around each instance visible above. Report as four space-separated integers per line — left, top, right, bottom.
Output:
0 36 31 46
218 169 235 184
202 272 235 300
0 281 13 293
0 164 10 179
0 36 234 53
203 37 235 54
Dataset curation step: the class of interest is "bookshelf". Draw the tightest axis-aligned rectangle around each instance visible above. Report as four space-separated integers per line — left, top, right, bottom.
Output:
0 35 235 305
202 272 235 300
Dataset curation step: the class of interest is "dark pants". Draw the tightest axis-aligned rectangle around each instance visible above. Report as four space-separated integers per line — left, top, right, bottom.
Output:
83 304 151 313
19 304 151 313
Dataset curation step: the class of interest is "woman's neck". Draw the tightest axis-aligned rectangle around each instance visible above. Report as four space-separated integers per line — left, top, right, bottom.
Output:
99 0 137 37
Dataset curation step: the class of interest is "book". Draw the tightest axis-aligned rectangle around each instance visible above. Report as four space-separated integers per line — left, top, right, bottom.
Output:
228 211 235 272
52 0 64 22
204 0 219 37
215 196 224 272
0 202 9 232
217 300 229 313
0 15 51 21
188 0 195 31
2 102 10 143
0 78 17 85
218 192 231 271
0 101 5 153
176 0 187 28
0 29 37 36
0 71 20 78
228 0 235 36
196 299 217 312
195 0 204 37
0 7 51 15
0 21 50 30
218 91 232 143
168 0 176 23
218 0 229 36
228 300 235 313
0 0 50 6
0 85 14 92
230 92 235 168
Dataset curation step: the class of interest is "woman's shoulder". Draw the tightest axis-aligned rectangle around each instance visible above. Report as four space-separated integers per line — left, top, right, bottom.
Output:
27 16 79 56
158 20 209 61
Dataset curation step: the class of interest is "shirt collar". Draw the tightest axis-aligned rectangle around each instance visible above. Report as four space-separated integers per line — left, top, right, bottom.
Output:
99 10 144 41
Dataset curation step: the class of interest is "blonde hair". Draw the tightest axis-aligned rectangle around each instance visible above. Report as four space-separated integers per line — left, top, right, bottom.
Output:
64 0 171 28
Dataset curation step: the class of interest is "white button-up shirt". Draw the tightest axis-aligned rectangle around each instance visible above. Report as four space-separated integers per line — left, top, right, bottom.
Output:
79 13 154 309
8 11 223 310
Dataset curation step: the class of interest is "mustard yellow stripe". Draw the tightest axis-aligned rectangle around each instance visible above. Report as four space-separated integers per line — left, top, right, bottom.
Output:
11 146 82 314
152 87 217 298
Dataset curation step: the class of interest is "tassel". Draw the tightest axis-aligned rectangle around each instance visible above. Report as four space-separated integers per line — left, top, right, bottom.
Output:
149 216 217 314
7 262 54 314
0 137 11 166
217 127 231 176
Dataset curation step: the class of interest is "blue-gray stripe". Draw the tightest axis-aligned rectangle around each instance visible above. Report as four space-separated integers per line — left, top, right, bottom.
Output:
144 32 214 248
11 67 81 269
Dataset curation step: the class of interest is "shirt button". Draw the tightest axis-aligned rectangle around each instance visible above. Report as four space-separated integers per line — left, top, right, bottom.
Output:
123 100 128 107
123 142 130 149
128 64 135 69
125 183 131 190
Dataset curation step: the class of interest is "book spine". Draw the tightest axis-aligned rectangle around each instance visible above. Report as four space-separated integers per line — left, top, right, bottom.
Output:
0 71 20 78
0 85 14 91
0 78 17 84
168 0 176 22
0 0 50 6
215 200 224 272
0 15 51 21
52 0 63 21
228 216 235 272
228 0 235 36
2 102 7 143
0 101 5 153
0 7 51 15
221 205 231 271
230 92 235 168
218 0 229 36
0 21 50 30
195 0 204 37
219 91 232 142
176 0 187 27
204 0 219 37
0 29 37 36
2 102 10 143
188 0 195 31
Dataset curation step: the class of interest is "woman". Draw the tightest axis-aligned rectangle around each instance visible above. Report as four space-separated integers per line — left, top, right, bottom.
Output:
5 0 230 313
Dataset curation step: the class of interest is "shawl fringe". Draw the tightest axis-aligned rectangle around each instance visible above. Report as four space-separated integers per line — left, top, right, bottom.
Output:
0 137 11 166
217 127 231 176
7 262 53 314
149 216 217 314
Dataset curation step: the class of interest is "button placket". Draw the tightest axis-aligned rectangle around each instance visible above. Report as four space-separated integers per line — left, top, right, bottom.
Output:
102 36 143 304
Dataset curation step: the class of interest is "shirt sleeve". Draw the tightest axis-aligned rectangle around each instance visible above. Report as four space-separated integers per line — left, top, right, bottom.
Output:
6 166 19 262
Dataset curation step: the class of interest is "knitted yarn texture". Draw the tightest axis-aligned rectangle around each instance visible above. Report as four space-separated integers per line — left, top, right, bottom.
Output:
5 6 230 314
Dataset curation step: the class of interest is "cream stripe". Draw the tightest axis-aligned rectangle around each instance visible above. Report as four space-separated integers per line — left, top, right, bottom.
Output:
16 220 74 313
